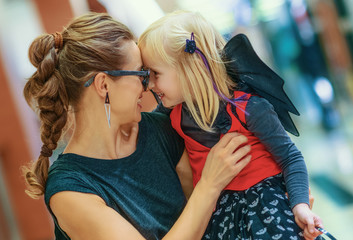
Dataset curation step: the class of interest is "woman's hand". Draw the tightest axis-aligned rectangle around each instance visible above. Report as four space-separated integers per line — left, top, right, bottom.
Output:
200 132 251 195
165 132 251 240
293 203 323 240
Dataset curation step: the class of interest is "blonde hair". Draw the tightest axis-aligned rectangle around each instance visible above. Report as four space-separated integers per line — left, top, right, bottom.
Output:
138 10 235 132
23 12 134 198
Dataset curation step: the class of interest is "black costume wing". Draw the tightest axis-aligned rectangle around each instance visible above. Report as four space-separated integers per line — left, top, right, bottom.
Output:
223 33 300 136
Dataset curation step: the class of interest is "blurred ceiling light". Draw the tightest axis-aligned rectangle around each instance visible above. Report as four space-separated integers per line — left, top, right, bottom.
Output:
98 0 164 37
290 0 307 16
232 0 253 26
314 77 334 104
178 0 236 35
253 0 285 21
69 0 89 16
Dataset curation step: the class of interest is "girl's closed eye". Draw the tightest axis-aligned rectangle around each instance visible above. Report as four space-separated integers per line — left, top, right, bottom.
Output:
151 70 159 80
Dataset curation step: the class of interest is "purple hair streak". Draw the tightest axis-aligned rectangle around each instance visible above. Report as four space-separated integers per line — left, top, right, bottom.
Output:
184 33 248 114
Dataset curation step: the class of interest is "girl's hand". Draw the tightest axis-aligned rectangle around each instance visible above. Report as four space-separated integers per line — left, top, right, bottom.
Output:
200 132 251 195
292 203 323 240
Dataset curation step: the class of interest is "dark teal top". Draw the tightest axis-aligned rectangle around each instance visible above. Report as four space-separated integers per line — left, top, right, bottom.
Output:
45 112 186 240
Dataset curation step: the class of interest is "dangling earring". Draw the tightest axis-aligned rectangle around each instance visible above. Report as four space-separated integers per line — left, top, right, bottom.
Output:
104 92 111 128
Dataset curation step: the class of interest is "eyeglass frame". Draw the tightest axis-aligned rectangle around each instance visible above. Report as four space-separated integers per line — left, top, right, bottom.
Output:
84 69 150 91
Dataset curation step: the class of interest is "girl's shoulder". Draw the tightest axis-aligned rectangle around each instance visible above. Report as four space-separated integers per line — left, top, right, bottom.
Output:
246 95 274 112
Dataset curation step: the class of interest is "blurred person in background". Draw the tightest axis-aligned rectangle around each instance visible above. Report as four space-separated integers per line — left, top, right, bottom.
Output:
21 12 251 240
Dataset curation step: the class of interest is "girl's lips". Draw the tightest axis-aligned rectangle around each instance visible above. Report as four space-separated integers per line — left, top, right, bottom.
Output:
156 92 164 100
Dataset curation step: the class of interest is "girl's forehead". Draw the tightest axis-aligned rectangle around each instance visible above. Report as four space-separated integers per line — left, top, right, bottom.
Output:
141 48 161 67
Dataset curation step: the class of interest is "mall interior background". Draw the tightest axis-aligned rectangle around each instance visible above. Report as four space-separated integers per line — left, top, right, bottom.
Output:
0 0 352 239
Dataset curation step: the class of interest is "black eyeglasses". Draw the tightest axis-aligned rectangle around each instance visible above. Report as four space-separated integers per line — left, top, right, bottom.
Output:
84 69 150 91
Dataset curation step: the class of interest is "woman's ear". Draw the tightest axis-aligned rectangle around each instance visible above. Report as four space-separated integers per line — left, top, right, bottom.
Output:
93 72 109 98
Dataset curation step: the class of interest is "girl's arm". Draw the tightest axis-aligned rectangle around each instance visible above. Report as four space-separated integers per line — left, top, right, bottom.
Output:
175 149 193 199
245 96 309 208
245 96 322 239
50 132 251 240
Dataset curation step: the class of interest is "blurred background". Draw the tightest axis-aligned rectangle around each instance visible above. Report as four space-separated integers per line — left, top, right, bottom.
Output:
0 0 352 239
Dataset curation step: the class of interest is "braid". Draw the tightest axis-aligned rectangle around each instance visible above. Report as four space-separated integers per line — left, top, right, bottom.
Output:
23 12 135 199
23 34 68 199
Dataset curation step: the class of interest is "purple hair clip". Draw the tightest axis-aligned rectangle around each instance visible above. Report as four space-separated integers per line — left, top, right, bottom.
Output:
184 33 248 115
185 33 197 53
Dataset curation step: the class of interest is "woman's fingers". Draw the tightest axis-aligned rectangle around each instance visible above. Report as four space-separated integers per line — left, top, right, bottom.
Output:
231 145 251 163
215 133 250 168
213 132 244 149
202 132 251 192
232 155 251 175
224 134 248 153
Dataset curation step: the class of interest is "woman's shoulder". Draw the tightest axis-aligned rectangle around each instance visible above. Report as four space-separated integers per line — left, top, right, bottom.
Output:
45 154 97 206
142 111 169 120
141 111 183 144
48 153 89 173
141 111 171 128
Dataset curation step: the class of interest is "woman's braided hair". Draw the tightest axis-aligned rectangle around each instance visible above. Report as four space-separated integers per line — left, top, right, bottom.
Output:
23 12 134 198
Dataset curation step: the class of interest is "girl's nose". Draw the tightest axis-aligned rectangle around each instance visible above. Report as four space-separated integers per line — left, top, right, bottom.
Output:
147 79 155 90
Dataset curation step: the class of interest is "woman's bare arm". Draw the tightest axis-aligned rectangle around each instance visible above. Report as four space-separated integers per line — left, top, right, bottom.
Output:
50 192 145 240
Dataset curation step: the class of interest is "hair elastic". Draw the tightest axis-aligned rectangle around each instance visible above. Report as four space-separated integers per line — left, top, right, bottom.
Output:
52 32 63 50
40 145 52 158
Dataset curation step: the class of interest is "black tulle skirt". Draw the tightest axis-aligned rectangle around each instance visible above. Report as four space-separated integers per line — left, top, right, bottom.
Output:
202 174 322 240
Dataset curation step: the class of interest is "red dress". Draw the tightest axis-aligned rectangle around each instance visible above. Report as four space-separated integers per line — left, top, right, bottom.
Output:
170 91 281 191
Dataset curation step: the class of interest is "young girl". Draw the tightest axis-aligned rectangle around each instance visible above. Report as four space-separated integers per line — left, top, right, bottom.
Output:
138 10 323 240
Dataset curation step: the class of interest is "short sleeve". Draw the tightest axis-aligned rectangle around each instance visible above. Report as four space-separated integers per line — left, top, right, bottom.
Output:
45 166 99 206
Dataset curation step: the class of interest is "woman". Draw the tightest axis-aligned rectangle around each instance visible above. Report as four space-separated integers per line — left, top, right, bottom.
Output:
23 12 251 239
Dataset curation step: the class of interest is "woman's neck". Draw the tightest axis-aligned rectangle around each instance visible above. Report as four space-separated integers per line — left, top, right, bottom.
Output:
64 115 139 160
